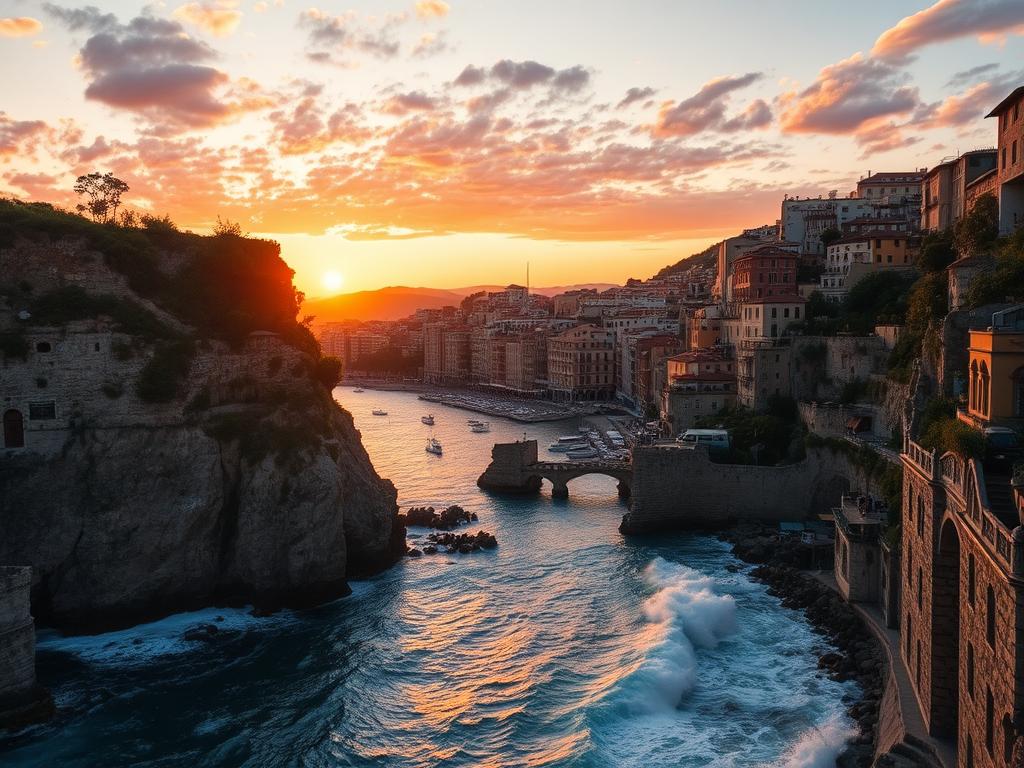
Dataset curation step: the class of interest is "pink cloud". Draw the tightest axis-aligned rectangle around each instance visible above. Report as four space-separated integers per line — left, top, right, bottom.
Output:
873 0 1024 61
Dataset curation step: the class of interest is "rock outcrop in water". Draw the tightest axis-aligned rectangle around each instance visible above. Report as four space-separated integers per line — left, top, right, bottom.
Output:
0 201 403 633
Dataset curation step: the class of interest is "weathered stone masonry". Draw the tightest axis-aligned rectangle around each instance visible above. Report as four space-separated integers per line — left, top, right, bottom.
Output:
901 439 1023 767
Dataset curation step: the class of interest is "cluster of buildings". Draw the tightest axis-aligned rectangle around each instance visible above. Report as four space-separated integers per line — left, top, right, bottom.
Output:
826 85 1024 768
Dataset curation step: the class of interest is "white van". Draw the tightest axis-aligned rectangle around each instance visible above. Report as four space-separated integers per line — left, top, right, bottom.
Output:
676 429 731 451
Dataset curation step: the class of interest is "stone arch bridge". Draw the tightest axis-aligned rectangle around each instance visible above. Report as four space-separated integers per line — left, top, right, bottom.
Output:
476 440 631 499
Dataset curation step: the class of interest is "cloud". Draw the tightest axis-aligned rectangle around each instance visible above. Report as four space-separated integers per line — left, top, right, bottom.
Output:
453 64 486 86
49 10 271 131
655 72 767 136
915 78 1015 129
946 62 999 88
720 99 772 131
415 0 450 19
381 91 438 115
0 113 51 158
617 86 656 109
41 4 117 33
779 54 918 135
853 121 921 157
412 31 448 58
299 8 402 65
0 17 42 37
872 0 1024 61
552 65 590 93
173 2 243 37
491 59 556 89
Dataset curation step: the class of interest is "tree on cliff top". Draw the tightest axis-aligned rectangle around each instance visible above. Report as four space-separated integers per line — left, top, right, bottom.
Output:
73 172 129 224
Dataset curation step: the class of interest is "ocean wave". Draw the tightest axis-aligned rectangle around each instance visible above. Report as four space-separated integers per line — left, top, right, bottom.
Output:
772 713 856 768
598 557 737 716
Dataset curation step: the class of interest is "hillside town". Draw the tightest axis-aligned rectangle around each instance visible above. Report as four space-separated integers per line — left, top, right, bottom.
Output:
319 84 1024 768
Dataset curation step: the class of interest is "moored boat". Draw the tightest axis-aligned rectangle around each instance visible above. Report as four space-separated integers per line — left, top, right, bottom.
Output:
566 446 599 460
470 422 490 433
372 409 388 416
421 415 435 425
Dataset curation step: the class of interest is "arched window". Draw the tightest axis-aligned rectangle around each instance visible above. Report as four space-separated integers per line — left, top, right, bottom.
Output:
970 360 979 411
35 341 51 353
2 409 24 449
980 361 991 416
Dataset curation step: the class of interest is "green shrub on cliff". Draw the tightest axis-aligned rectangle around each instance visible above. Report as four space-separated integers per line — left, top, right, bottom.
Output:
136 340 196 403
27 287 175 340
0 199 313 354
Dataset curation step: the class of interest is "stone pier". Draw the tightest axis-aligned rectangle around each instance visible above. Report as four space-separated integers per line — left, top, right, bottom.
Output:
0 566 52 731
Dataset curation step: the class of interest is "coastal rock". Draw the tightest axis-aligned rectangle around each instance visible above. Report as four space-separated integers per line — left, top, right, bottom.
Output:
0 233 402 634
424 530 498 554
398 504 474 530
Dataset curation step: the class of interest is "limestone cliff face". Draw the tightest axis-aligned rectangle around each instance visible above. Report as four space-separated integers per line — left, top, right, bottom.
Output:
0 210 402 633
1 401 400 632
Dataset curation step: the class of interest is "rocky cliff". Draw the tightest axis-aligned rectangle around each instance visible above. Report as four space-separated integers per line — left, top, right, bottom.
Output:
0 201 402 633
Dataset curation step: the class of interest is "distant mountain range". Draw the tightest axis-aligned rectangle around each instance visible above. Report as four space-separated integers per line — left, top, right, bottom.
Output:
304 283 619 322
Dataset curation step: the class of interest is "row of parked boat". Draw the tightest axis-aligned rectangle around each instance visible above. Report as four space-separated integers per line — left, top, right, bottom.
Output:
547 426 630 461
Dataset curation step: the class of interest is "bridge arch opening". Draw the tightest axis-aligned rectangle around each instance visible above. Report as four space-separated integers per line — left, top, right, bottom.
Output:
930 517 961 738
536 471 631 500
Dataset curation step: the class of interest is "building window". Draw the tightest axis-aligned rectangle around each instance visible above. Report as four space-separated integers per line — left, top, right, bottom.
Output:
987 586 996 648
905 613 912 659
917 567 922 610
28 401 56 420
969 554 976 606
35 341 52 353
986 688 994 755
967 642 975 699
1014 141 1019 165
917 495 924 537
916 639 921 686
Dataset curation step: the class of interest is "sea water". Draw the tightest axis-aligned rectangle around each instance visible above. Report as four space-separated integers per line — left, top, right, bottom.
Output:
0 388 858 767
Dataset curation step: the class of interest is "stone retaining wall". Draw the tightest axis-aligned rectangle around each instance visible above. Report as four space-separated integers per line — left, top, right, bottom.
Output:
623 444 896 532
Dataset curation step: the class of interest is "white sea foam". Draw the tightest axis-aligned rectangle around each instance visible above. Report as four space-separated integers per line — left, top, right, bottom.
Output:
603 557 737 715
36 606 292 668
773 713 856 768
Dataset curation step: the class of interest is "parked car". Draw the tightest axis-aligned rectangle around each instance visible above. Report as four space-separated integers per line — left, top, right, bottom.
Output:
676 428 731 453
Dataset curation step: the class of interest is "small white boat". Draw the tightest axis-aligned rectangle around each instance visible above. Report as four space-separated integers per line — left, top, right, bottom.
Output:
549 436 587 452
567 446 599 460
353 388 364 393
467 419 483 425
426 437 443 455
372 409 388 416
470 422 490 433
421 415 435 425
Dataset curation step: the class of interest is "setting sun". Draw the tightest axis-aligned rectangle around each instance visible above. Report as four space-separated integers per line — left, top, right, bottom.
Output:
322 270 344 293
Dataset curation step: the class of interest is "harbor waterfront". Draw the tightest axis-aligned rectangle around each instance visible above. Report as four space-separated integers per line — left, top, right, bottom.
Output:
1 387 860 767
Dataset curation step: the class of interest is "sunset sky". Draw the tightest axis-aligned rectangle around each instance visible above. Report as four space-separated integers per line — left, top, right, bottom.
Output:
1 0 1023 296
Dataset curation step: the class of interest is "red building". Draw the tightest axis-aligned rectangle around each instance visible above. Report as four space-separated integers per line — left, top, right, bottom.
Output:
730 246 799 301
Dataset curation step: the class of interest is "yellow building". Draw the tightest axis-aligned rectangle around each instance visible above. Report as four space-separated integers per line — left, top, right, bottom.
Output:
960 306 1024 428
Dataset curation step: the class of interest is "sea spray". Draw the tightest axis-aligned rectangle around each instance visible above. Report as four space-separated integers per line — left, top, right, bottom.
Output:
774 714 857 768
599 557 738 715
